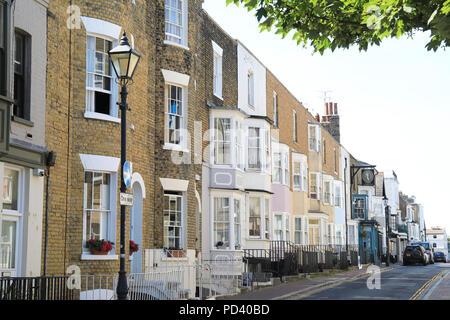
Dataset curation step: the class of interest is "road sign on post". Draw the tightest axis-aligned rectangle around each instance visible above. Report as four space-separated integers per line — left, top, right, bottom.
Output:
120 193 134 206
123 161 132 188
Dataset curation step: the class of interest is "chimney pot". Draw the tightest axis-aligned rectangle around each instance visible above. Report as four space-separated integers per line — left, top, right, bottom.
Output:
334 103 338 115
315 113 320 122
325 103 329 115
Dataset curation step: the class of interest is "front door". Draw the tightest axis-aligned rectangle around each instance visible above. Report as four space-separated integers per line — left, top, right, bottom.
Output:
130 183 143 274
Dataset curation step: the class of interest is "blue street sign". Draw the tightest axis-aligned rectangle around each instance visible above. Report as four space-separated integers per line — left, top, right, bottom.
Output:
123 161 132 188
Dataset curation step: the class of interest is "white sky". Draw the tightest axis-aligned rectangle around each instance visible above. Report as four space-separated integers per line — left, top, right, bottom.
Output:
202 1 450 234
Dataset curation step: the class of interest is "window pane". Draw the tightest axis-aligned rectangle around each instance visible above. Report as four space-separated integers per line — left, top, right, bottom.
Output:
0 220 17 269
2 169 19 210
249 197 261 237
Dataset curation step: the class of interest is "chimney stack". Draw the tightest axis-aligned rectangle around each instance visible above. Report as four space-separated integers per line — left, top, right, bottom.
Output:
315 113 320 122
321 101 341 143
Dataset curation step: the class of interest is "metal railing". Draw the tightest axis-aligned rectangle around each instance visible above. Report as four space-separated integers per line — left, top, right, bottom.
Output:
0 276 74 300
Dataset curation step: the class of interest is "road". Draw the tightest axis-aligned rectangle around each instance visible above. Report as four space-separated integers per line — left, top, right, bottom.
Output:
291 262 449 300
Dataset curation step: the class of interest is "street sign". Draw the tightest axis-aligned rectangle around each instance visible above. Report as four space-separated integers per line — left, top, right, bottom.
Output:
123 161 132 188
120 193 134 206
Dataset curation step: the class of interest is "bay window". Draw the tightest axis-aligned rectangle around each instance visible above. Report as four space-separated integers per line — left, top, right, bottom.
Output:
324 180 332 205
293 161 301 190
249 197 261 237
248 127 261 170
284 153 290 187
235 121 243 169
265 199 270 240
213 197 230 248
234 199 241 248
214 118 231 165
285 215 290 242
213 195 243 250
334 181 342 207
274 215 283 240
273 152 282 183
294 217 302 245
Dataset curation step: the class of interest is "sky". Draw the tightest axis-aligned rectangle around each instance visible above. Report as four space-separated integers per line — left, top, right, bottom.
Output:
202 0 450 234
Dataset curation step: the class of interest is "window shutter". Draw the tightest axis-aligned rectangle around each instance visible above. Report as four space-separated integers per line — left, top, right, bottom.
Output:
0 99 10 153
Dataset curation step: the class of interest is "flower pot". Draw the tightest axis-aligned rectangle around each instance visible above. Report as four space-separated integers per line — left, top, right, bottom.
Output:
169 250 186 258
90 248 109 255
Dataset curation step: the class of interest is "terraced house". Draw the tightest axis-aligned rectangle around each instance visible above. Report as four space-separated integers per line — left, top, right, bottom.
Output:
0 0 431 300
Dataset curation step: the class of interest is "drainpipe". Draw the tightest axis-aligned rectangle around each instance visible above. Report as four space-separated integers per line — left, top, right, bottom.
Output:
43 151 56 276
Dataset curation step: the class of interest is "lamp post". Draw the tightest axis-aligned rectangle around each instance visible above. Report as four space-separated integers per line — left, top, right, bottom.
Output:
384 196 390 267
108 31 141 300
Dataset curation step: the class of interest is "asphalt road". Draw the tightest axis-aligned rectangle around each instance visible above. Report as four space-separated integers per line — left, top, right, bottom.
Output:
294 262 450 300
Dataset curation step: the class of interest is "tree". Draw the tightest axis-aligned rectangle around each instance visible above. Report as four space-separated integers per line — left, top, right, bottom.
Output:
225 0 450 54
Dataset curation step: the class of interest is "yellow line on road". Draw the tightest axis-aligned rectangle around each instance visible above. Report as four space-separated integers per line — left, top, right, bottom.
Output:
409 270 446 300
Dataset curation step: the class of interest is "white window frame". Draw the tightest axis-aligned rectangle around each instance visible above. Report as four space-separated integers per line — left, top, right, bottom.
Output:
1 164 25 276
293 160 302 190
80 154 119 260
308 124 321 152
164 0 189 49
285 215 290 242
310 172 321 200
85 34 119 123
323 179 332 205
163 192 186 249
272 152 282 184
247 126 261 170
162 69 190 152
264 198 270 240
212 41 223 99
213 117 232 166
273 214 284 241
247 71 254 109
83 171 112 246
284 152 290 187
248 195 269 240
334 181 343 208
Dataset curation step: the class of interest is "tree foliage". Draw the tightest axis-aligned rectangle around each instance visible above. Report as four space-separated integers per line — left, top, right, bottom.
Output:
225 0 450 54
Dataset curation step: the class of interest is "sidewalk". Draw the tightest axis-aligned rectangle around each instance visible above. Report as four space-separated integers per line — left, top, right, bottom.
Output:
220 264 398 300
424 270 450 300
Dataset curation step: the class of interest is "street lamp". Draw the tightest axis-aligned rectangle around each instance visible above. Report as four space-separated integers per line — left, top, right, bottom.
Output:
108 31 141 300
383 196 390 266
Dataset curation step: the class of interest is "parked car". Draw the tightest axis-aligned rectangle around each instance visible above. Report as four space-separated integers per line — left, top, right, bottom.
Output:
410 242 434 264
403 245 428 266
433 251 447 263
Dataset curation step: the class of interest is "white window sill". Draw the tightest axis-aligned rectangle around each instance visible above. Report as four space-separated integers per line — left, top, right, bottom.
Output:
164 40 189 51
213 93 223 100
161 257 188 262
80 253 119 261
163 143 190 153
84 112 121 124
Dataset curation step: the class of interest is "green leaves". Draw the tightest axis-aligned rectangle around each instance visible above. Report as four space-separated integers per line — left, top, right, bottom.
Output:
225 0 450 53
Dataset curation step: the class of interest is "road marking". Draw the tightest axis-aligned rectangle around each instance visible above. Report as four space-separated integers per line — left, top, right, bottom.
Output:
276 266 400 300
409 270 446 300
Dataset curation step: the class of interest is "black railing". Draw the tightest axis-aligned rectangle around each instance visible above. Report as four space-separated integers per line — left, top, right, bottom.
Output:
243 242 360 277
0 276 75 300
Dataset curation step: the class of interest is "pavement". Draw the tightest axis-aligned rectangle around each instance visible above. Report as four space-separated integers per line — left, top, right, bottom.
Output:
422 264 450 300
220 263 400 300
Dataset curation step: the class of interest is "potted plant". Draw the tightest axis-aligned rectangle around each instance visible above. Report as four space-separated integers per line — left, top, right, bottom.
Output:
87 239 114 255
129 240 139 255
